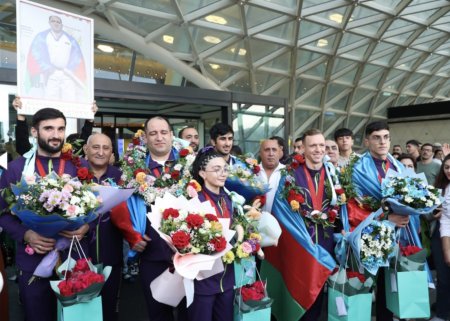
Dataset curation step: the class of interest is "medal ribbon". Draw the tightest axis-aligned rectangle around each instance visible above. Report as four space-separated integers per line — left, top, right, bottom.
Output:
303 165 325 211
36 158 65 177
202 191 230 218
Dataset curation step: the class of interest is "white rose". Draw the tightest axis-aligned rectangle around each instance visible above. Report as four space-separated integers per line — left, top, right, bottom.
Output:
404 196 413 203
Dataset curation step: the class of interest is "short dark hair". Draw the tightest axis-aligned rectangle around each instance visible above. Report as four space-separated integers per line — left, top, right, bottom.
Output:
209 123 233 141
365 121 389 137
334 128 353 141
294 137 302 143
144 116 172 133
32 108 66 128
406 139 421 147
393 144 401 149
269 136 290 163
421 143 433 150
397 153 416 170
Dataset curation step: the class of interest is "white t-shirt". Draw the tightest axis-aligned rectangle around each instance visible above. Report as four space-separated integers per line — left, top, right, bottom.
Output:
258 162 286 213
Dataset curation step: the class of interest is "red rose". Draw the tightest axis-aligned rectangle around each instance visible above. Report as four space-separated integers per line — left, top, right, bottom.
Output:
61 150 72 161
253 165 261 174
241 281 266 302
132 137 140 146
73 258 90 273
205 214 218 222
172 230 191 249
209 236 226 252
179 149 189 157
290 161 299 169
400 245 422 257
186 214 204 228
134 168 147 177
328 209 337 223
335 188 345 195
254 195 266 206
58 280 75 297
346 270 366 283
293 154 305 164
72 155 81 168
171 170 180 180
77 167 90 180
162 208 180 220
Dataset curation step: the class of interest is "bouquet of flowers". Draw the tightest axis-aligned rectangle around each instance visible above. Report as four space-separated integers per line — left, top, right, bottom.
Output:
4 172 100 238
119 129 196 205
223 206 264 264
50 257 111 306
225 155 269 201
391 244 427 272
328 268 374 296
282 164 339 228
347 209 396 275
147 193 235 306
235 280 273 315
381 168 441 216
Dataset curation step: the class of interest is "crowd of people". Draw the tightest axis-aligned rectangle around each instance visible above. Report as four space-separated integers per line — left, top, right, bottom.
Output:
0 99 450 321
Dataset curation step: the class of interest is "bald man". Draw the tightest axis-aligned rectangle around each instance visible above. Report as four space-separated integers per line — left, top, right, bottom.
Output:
84 133 123 321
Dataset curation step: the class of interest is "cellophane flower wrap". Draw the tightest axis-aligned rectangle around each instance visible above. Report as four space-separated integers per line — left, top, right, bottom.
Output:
235 280 273 313
119 129 196 205
4 172 100 237
147 193 235 307
391 244 427 272
225 155 269 201
328 268 374 296
50 257 112 307
381 168 442 216
347 209 396 275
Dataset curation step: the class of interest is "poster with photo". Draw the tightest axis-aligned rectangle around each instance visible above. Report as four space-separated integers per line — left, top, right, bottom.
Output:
17 0 94 119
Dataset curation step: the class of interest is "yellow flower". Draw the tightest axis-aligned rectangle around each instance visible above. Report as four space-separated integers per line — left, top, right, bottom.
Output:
236 245 250 258
340 194 347 203
249 233 262 241
290 200 300 211
189 180 202 192
222 251 235 264
136 172 147 184
61 143 72 154
135 129 145 138
210 221 223 232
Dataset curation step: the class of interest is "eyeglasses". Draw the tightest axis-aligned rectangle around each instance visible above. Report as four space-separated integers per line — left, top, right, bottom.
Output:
204 166 230 175
369 135 390 143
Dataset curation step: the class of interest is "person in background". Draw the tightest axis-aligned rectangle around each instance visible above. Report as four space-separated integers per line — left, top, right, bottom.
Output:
417 143 441 185
84 133 123 321
397 153 416 171
12 97 98 156
325 139 339 168
210 123 240 165
392 144 403 154
334 127 359 168
435 147 445 162
258 139 285 213
178 126 200 152
293 136 303 155
433 154 450 321
269 135 290 165
188 147 235 321
230 145 243 156
406 139 421 162
392 152 400 159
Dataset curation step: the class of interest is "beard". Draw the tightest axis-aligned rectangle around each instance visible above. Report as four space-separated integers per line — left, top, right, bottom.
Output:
37 135 64 154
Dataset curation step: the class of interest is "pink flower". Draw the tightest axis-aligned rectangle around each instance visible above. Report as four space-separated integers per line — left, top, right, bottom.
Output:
62 184 74 193
241 241 253 254
186 185 198 198
24 175 36 185
66 205 78 217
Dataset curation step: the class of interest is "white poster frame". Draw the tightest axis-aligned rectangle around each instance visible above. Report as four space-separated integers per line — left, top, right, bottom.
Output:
17 0 94 119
